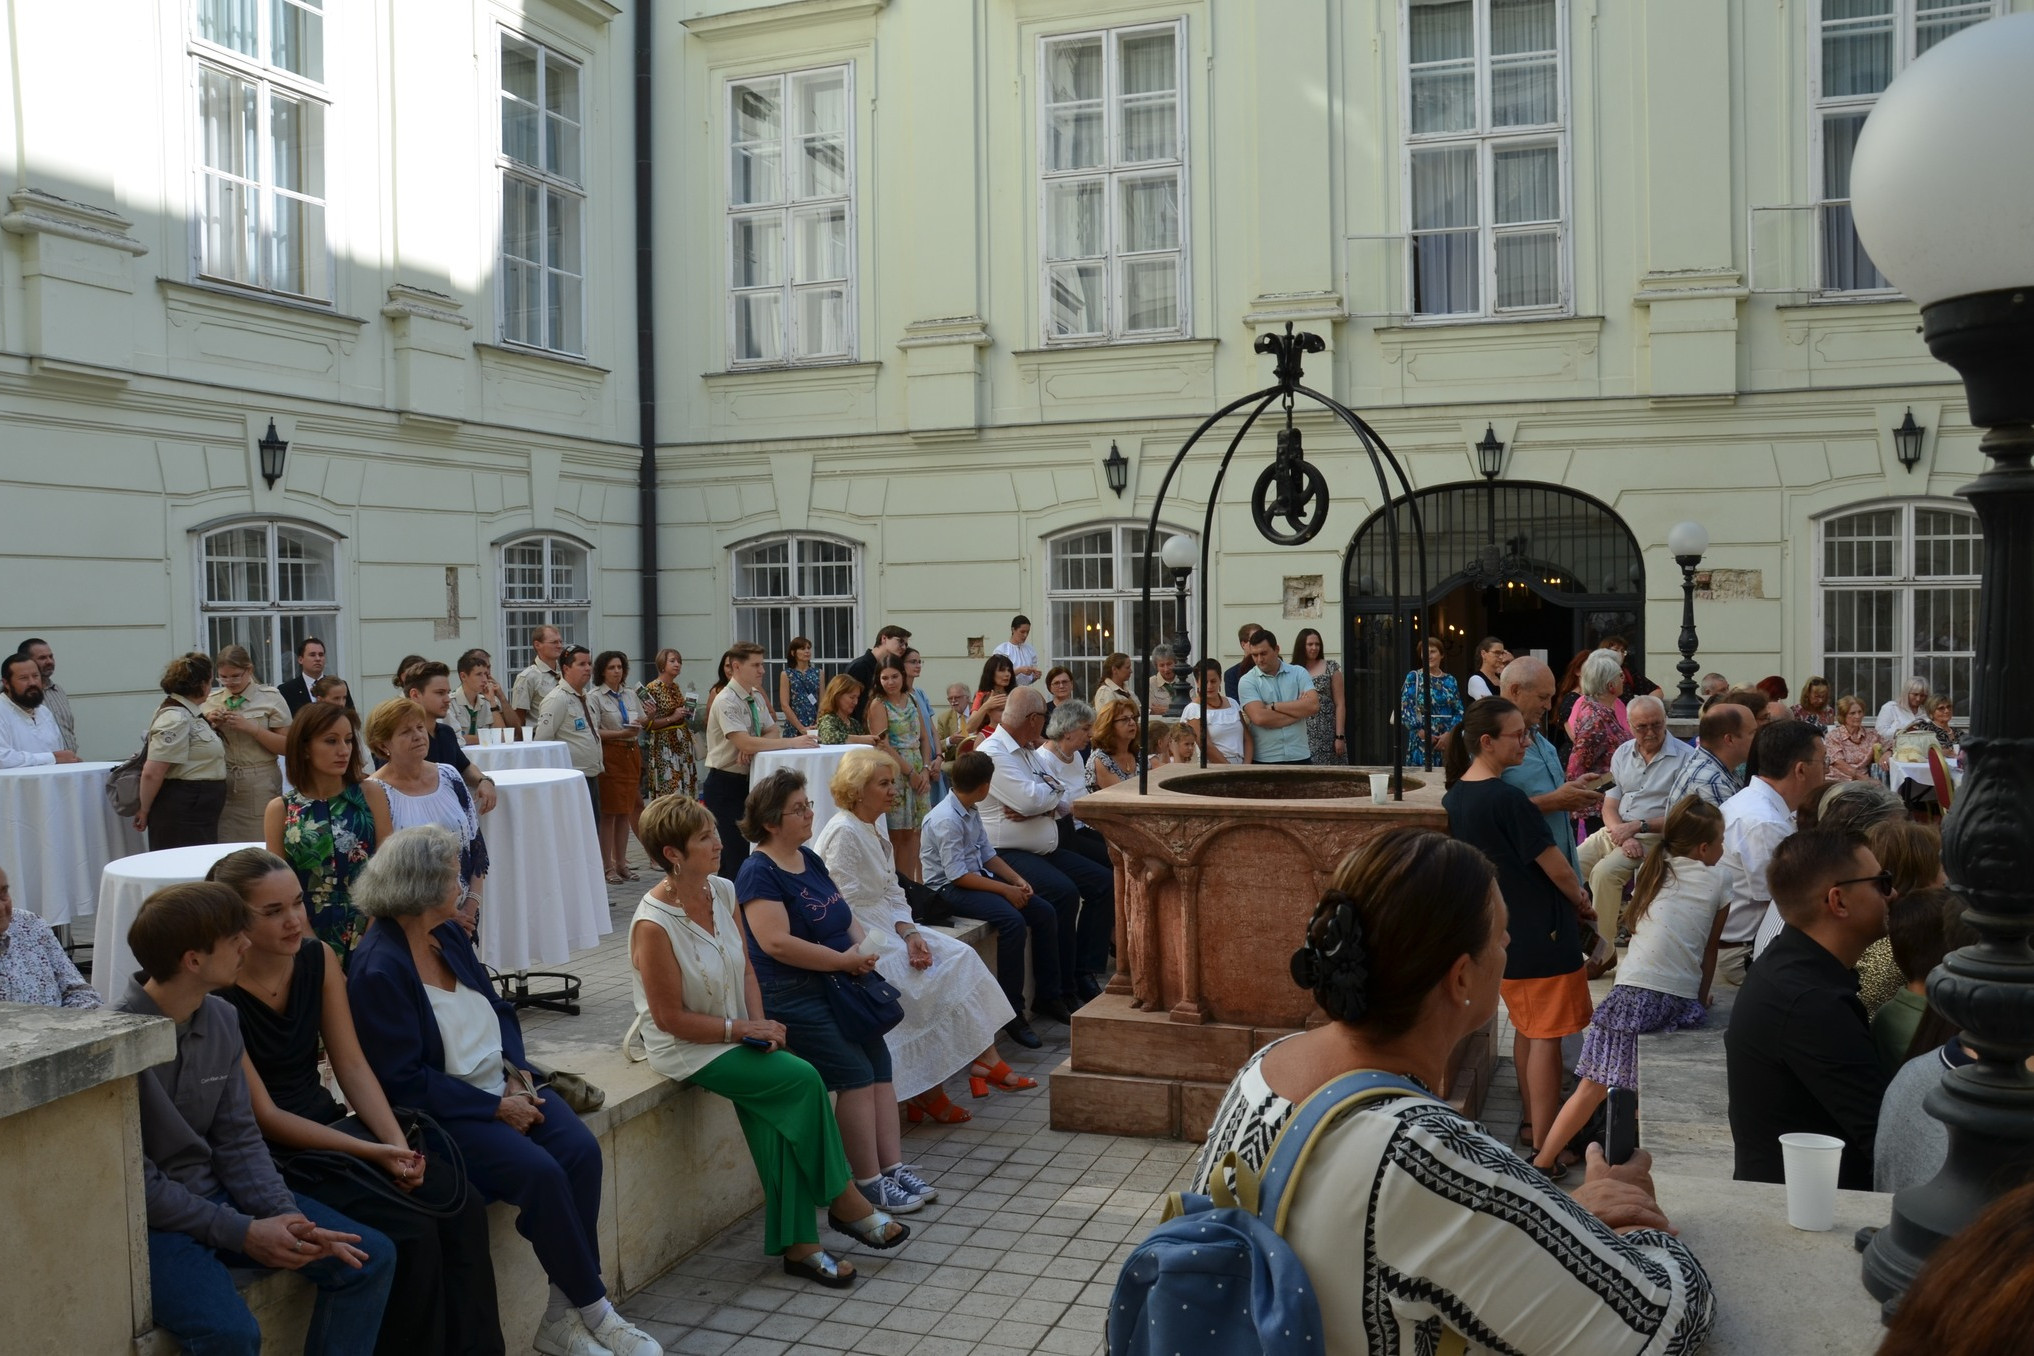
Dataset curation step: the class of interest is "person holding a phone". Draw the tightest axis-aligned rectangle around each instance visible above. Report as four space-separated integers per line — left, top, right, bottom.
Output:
626 794 909 1289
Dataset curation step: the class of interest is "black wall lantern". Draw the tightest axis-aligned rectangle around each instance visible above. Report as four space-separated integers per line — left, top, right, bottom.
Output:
1476 423 1506 480
258 419 289 490
1104 439 1129 497
1893 407 1926 472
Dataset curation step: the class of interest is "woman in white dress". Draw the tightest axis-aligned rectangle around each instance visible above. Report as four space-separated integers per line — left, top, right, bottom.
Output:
812 748 1028 1125
1179 657 1252 765
366 699 486 933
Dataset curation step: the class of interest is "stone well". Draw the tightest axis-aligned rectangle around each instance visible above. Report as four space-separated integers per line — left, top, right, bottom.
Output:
1049 762 1498 1141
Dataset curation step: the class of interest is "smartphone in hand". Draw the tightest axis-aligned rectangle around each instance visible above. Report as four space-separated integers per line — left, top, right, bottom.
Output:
740 1035 773 1051
1605 1086 1640 1166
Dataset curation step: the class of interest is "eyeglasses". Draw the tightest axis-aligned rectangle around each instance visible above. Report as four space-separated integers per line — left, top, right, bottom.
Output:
1834 872 1895 896
786 801 815 816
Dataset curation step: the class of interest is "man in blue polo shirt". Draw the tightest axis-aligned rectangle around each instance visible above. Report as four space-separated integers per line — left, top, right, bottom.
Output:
1238 628 1316 766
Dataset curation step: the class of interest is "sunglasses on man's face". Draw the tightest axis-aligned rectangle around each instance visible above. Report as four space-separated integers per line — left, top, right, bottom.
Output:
1834 872 1895 896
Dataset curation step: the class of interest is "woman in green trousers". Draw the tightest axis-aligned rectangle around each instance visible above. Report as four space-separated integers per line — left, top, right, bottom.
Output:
625 795 910 1286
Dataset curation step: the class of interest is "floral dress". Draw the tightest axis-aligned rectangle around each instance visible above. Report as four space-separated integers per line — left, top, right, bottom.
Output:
1304 661 1342 765
1565 695 1628 780
280 784 376 961
786 666 822 732
637 677 699 802
879 696 929 830
1398 669 1463 767
816 712 863 745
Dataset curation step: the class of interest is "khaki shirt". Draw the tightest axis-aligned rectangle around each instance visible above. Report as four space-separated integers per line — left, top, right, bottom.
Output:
705 681 777 773
201 684 291 769
147 696 227 781
445 688 498 739
533 682 607 777
511 661 561 717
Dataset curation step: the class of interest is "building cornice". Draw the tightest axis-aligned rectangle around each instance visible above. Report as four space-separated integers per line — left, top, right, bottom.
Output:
681 0 888 40
1 188 149 256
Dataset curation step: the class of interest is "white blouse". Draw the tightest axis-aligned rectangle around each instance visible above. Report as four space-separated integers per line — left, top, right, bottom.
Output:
625 877 750 1085
1181 701 1247 764
425 983 506 1095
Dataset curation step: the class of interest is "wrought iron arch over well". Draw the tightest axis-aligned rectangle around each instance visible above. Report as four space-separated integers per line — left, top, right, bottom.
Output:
1342 482 1646 765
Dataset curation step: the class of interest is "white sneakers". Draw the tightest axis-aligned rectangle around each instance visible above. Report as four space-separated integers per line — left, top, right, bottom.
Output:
533 1309 664 1356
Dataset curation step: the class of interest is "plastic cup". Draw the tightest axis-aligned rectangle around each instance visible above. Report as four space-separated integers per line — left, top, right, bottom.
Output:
1779 1132 1844 1230
1370 772 1392 803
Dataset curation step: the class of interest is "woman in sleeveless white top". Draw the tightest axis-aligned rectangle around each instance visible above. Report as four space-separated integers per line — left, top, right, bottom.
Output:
624 796 908 1284
369 705 488 928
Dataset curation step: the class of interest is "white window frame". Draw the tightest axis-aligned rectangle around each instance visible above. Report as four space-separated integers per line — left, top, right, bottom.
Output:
1810 0 1998 297
1044 523 1197 700
189 0 333 302
1814 499 1982 722
729 534 864 692
724 65 857 368
1036 20 1191 346
195 518 344 683
497 30 588 356
1397 0 1571 322
499 534 593 673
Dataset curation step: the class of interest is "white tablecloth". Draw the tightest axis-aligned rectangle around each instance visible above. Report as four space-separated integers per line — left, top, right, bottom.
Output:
92 842 265 993
751 745 859 838
1889 758 1965 797
0 762 143 926
466 740 573 774
478 767 609 973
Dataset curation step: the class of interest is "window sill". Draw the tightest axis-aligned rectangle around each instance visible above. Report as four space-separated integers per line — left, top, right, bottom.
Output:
475 341 611 377
702 360 882 383
159 278 368 332
1017 334 1206 355
1375 311 1589 335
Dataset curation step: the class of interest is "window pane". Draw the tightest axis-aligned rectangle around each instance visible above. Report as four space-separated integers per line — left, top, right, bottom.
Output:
276 613 336 684
1120 96 1178 164
271 0 324 81
1914 507 1982 577
1491 0 1557 55
1409 0 1474 62
1050 598 1114 700
1496 230 1560 309
1047 264 1106 336
735 541 792 599
270 93 324 198
545 188 580 271
1491 55 1558 126
200 67 257 177
1822 7 1896 97
503 41 540 166
731 214 784 288
1412 232 1479 315
1411 146 1478 228
1917 3 1992 56
793 287 848 358
1822 508 1900 578
546 55 581 124
204 527 272 604
206 614 275 671
1045 37 1104 103
1049 530 1114 592
797 539 857 597
797 135 847 199
1410 67 1476 134
792 207 847 282
1493 144 1558 223
274 526 336 602
1045 180 1106 259
547 542 589 602
548 270 583 355
732 143 782 208
800 605 857 670
202 174 259 286
733 80 782 143
1122 257 1179 332
269 196 325 297
1119 31 1177 95
731 83 783 206
502 543 546 602
735 293 784 362
1119 176 1179 252
735 606 794 667
199 0 259 57
794 69 846 137
547 94 583 185
1047 105 1105 172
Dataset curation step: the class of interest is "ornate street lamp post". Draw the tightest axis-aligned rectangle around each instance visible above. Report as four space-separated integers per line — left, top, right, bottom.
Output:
1847 11 2034 1310
1666 521 1708 720
1159 533 1197 713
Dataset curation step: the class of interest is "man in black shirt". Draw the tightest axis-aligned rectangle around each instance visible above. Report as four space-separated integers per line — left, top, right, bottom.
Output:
845 625 910 724
1725 826 1893 1191
402 661 497 813
1220 621 1262 701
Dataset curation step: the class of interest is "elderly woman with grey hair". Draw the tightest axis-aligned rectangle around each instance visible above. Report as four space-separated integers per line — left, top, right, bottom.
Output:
347 827 662 1356
1038 699 1110 869
1564 648 1632 782
1145 646 1176 716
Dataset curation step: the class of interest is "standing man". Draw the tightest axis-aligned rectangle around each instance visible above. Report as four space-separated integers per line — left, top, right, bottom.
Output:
845 625 911 724
279 636 343 716
14 638 75 752
702 642 817 880
1576 694 1688 935
993 616 1042 687
1221 622 1262 701
1465 636 1509 701
0 653 79 767
1732 721 1830 967
1496 657 1603 878
533 646 607 816
1238 630 1317 766
510 626 566 729
1725 828 1892 1191
402 661 497 813
117 881 394 1354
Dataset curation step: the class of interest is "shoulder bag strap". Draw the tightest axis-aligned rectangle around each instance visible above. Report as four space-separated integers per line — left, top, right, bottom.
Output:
1254 1070 1436 1233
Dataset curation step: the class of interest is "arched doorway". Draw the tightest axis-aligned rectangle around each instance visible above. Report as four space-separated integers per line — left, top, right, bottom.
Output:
1342 482 1645 764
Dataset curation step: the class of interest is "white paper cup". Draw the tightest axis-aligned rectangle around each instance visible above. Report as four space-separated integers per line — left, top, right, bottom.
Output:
1370 772 1392 802
1779 1132 1845 1230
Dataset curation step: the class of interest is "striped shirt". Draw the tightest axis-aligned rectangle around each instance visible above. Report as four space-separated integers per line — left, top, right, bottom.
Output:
1666 745 1740 809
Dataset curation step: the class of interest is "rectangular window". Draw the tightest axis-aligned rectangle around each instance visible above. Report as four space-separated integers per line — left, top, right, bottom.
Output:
731 536 861 692
1402 0 1566 319
1814 1 1996 293
199 521 340 682
726 67 854 366
1819 503 1982 719
1039 22 1188 343
501 536 590 672
500 34 586 355
1045 525 1193 699
192 0 329 300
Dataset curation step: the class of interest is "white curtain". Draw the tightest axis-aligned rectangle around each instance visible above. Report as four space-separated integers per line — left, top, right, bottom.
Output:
793 207 847 283
1411 146 1478 314
1820 113 1887 290
1409 0 1474 134
1048 265 1105 336
1821 1 1895 97
735 293 783 362
1045 180 1104 259
200 0 259 56
1119 31 1176 95
795 287 846 358
1122 258 1178 332
1119 176 1179 253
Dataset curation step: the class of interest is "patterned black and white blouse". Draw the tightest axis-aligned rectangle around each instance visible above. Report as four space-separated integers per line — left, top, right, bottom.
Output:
1193 1037 1716 1355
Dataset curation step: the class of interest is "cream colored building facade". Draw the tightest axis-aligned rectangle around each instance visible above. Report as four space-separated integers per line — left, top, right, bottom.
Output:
2 0 2014 760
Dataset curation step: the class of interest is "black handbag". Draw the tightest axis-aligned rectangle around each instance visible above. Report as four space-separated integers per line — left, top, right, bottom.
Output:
761 851 906 1043
900 871 953 926
275 1108 473 1219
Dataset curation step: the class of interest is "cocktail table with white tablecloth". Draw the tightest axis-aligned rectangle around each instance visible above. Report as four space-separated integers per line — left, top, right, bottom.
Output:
466 740 573 775
1888 758 1964 798
91 842 264 993
0 762 144 928
749 745 863 837
477 768 610 1001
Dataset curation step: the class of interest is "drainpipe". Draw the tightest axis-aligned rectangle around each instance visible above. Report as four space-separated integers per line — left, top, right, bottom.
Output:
632 0 660 675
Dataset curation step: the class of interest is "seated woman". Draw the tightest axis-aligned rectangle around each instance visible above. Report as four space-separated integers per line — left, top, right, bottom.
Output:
963 654 1018 747
1193 825 1716 1353
813 749 1028 1126
209 847 503 1356
0 863 100 1008
366 699 488 936
1085 694 1144 791
346 827 663 1356
1040 700 1110 871
814 675 880 748
267 699 393 963
625 795 908 1287
734 771 938 1218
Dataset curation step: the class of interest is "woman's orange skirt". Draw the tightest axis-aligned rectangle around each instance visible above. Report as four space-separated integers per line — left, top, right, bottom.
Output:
598 741 643 815
1500 968 1593 1040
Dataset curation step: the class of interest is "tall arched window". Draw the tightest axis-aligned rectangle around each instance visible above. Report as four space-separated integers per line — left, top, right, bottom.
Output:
500 534 591 671
1818 501 1981 718
1045 524 1195 699
731 534 861 687
197 520 342 682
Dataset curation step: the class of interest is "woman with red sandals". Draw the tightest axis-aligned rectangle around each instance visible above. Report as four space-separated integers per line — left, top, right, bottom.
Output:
814 748 1037 1124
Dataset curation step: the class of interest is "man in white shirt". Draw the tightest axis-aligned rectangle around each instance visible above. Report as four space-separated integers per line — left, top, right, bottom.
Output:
533 645 606 812
14 639 75 753
976 686 1113 1011
510 626 566 728
0 654 78 768
993 616 1041 687
702 642 817 879
1722 720 1828 979
1575 695 1689 933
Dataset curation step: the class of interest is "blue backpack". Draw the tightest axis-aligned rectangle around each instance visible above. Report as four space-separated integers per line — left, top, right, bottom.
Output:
1107 1070 1462 1356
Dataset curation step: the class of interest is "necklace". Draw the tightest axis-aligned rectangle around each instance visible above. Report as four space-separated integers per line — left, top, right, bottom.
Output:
239 958 292 1006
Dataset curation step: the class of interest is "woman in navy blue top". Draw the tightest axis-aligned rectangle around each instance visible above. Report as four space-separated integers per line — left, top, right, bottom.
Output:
735 770 938 1219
